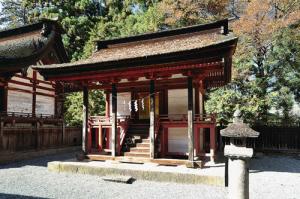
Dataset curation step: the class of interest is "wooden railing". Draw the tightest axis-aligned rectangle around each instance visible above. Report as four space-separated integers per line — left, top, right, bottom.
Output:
89 115 131 154
0 111 57 119
154 117 160 141
159 113 216 123
89 115 130 126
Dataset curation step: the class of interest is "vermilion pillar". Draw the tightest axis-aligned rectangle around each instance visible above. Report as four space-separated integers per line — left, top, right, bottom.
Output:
82 86 89 153
210 126 216 162
149 79 155 159
105 92 110 118
187 76 195 165
111 83 117 157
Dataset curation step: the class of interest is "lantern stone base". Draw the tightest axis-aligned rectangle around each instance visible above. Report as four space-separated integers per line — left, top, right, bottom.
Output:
228 158 250 199
225 145 253 199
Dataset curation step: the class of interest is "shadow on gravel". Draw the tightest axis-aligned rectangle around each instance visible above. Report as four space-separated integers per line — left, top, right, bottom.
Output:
0 193 49 199
0 152 77 169
250 155 300 174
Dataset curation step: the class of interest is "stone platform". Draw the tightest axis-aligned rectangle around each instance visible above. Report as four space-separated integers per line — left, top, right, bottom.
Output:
48 159 225 186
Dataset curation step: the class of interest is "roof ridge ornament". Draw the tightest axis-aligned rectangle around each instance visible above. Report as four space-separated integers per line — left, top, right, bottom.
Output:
41 23 51 37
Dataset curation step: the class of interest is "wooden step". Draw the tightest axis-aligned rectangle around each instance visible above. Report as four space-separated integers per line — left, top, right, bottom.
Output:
130 147 150 153
124 152 149 158
142 139 149 143
136 143 150 148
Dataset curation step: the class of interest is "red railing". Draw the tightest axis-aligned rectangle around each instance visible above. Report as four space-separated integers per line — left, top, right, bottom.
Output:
88 115 130 154
154 117 160 141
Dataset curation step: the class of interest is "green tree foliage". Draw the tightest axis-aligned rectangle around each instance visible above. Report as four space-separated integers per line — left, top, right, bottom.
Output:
64 90 105 126
1 0 300 126
206 0 300 124
0 0 30 27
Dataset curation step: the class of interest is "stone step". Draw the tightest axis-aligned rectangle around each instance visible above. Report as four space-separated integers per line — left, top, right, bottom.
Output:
130 147 150 153
136 143 150 148
124 152 149 158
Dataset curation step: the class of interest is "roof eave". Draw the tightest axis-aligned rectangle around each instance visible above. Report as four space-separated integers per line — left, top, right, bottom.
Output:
36 38 238 80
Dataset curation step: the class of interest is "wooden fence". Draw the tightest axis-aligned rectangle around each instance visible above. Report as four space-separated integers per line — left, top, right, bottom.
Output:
217 125 300 152
251 126 300 152
0 126 82 152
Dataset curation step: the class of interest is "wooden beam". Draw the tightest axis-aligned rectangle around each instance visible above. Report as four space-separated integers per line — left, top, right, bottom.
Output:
187 76 195 165
32 71 37 116
111 83 117 157
9 79 55 92
82 86 89 153
149 79 155 159
14 74 55 86
47 61 224 82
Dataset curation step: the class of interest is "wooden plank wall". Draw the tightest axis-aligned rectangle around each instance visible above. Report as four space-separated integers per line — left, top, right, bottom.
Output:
0 126 81 152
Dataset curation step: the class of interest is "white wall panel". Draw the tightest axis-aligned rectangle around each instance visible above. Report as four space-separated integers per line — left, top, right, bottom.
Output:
36 95 55 115
7 90 32 113
168 128 188 154
168 89 188 114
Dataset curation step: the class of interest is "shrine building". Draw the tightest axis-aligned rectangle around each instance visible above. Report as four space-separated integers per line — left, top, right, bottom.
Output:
34 19 238 166
0 20 68 119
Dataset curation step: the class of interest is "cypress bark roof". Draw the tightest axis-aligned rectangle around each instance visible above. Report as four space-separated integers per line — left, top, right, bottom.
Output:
38 31 236 69
0 20 68 77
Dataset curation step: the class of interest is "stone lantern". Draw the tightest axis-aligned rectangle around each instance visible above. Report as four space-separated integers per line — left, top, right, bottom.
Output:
220 109 259 199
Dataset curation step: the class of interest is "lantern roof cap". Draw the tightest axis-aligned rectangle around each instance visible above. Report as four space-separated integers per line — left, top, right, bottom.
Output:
220 109 260 138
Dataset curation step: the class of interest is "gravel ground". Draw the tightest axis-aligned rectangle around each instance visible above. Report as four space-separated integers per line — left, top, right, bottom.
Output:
249 155 300 199
0 152 299 199
0 153 225 199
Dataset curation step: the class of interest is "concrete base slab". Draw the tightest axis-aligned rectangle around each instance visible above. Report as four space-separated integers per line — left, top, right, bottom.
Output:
48 159 225 186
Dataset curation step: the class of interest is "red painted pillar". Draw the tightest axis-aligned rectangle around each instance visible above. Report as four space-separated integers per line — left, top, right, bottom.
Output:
210 126 216 162
82 86 89 154
161 128 168 157
98 125 103 151
88 127 92 153
117 128 121 155
195 127 200 155
105 92 110 118
195 85 200 115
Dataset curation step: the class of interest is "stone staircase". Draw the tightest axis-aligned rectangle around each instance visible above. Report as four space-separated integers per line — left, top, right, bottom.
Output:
123 120 150 158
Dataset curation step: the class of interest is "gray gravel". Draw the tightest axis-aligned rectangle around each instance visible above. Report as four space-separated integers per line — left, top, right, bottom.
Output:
249 155 300 199
0 153 225 199
0 152 299 199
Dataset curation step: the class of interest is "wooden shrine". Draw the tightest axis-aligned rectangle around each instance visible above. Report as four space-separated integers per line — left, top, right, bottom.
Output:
35 19 238 166
0 20 81 153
